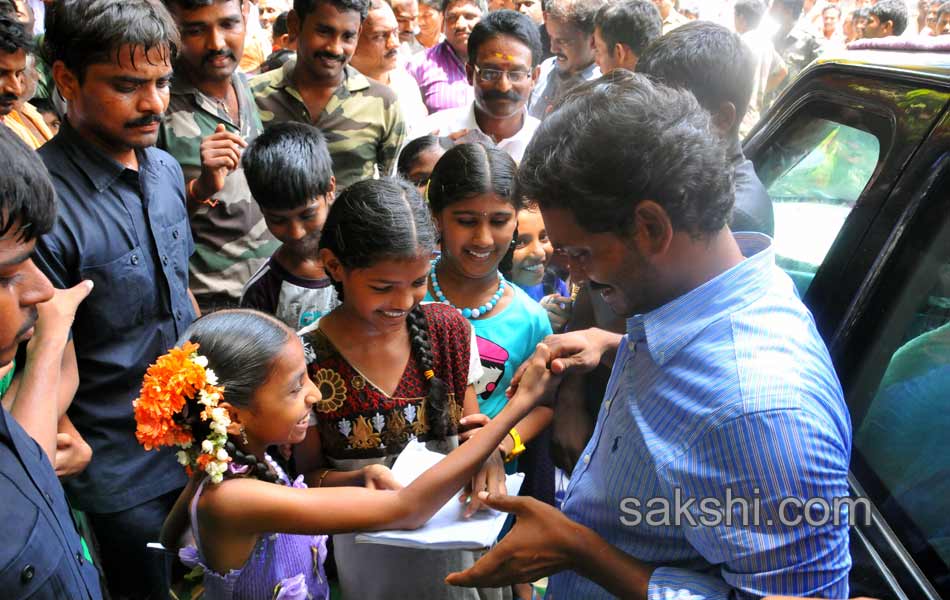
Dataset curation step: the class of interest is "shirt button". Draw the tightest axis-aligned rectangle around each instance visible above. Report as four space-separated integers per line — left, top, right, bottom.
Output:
76 551 85 566
162 255 169 266
627 341 636 351
583 454 591 464
44 491 52 503
176 310 183 320
172 229 180 239
20 564 34 583
131 254 139 265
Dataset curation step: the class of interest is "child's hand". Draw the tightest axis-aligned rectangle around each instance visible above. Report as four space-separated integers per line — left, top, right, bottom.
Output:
540 295 573 332
458 413 490 442
362 464 402 491
54 432 92 478
459 449 507 518
510 344 561 409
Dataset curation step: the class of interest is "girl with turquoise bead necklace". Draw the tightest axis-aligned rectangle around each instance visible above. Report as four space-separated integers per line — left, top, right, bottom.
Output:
426 143 555 511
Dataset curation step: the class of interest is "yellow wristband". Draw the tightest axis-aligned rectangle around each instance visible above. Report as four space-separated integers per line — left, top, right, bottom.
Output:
504 428 526 463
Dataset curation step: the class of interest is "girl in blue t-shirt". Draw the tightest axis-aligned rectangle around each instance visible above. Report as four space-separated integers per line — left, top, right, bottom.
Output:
425 143 553 489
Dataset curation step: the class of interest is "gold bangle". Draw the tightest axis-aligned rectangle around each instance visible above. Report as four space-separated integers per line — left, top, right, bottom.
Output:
316 468 331 488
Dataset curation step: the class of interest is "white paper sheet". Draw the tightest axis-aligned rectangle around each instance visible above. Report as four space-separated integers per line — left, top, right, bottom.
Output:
355 439 524 550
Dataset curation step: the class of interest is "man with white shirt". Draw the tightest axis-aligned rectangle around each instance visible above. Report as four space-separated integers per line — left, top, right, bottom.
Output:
352 0 429 130
412 9 541 162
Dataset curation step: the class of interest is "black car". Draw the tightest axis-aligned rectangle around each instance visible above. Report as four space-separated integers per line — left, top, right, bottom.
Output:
745 46 950 600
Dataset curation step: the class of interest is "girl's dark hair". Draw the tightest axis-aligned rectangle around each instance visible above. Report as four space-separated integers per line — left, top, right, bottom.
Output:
428 143 521 276
396 135 450 181
176 310 292 475
319 178 451 438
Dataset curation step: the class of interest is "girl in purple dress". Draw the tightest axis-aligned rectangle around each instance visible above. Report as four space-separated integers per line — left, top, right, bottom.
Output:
141 306 556 598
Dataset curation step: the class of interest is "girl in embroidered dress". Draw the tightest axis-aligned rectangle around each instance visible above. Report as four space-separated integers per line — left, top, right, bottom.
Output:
144 307 556 600
293 177 509 599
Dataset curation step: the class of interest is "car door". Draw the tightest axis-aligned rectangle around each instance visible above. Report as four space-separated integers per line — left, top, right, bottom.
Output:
745 61 950 599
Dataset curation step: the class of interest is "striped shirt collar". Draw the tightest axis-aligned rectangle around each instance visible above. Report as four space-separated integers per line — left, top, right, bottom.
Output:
627 232 774 366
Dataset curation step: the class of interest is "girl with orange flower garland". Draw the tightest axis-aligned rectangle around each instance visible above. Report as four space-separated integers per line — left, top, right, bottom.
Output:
135 308 558 600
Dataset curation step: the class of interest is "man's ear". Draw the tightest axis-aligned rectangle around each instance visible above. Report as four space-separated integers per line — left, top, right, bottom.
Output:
711 100 737 136
465 62 475 85
883 19 894 36
326 175 337 203
51 60 79 103
630 200 674 259
242 0 250 22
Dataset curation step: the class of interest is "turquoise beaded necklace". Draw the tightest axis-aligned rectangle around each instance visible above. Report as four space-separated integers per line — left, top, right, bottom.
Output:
430 258 506 319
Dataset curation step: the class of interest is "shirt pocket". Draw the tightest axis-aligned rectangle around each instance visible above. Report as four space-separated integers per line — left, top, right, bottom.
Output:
79 245 149 342
157 216 192 288
0 475 71 599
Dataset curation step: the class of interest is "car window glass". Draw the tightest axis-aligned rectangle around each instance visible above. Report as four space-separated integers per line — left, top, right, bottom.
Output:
757 116 880 295
853 235 950 577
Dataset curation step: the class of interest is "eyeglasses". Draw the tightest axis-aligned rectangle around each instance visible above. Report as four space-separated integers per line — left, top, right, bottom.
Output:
474 66 532 83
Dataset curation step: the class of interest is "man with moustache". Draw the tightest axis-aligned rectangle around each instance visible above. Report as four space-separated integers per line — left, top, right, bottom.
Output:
351 0 427 130
446 70 852 600
390 0 424 56
0 11 40 147
252 0 405 189
406 0 486 114
159 0 279 313
411 9 541 162
527 0 601 120
35 1 198 596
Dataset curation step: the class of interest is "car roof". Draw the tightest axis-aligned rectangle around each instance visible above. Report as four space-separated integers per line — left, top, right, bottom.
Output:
812 48 950 86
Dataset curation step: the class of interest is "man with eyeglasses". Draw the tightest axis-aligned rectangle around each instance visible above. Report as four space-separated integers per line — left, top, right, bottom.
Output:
410 9 541 162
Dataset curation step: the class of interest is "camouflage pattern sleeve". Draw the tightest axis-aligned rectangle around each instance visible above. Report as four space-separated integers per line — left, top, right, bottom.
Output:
379 97 406 177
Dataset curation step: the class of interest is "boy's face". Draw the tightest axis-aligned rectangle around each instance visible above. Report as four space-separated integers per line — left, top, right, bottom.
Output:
262 191 335 259
40 110 61 135
0 225 54 366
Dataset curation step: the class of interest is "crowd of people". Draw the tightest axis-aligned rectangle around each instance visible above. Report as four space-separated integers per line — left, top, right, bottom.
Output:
0 0 934 599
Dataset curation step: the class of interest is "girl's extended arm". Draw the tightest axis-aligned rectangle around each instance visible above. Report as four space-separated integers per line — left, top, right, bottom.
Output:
203 346 559 537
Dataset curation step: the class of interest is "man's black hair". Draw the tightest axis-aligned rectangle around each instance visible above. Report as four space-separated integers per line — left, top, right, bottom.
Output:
636 21 754 135
773 0 805 20
440 0 487 14
594 0 661 58
242 122 335 211
0 125 56 242
544 0 603 35
44 0 180 81
467 9 542 67
516 70 733 237
273 11 290 36
869 0 908 35
162 0 241 9
295 0 370 21
939 1 950 19
0 11 32 55
734 0 766 29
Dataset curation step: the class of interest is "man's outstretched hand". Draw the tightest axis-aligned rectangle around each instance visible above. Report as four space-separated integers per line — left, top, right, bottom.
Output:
445 492 584 588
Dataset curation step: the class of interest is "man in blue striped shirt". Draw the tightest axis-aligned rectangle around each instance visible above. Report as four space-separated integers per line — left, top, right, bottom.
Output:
446 71 852 599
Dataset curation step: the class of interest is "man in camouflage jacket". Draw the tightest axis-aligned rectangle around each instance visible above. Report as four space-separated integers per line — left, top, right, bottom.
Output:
251 0 405 190
159 0 279 312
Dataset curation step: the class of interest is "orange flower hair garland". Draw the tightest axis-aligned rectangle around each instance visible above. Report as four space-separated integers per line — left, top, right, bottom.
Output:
133 342 232 483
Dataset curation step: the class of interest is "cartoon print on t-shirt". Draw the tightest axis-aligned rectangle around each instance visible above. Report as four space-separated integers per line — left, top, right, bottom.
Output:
475 336 508 401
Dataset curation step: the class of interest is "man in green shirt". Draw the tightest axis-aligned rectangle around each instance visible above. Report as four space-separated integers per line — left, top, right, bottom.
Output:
159 0 279 311
251 0 405 189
